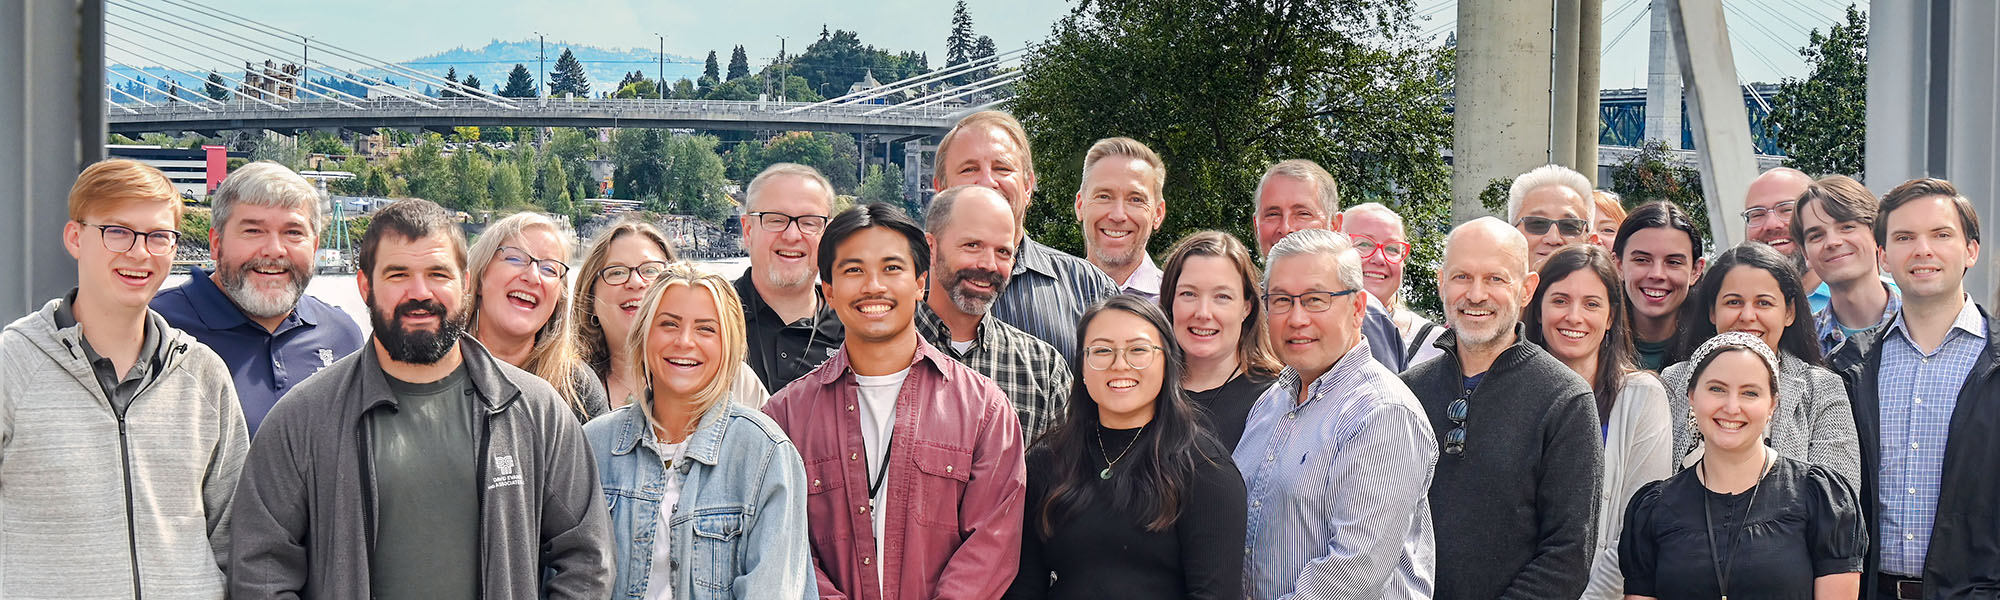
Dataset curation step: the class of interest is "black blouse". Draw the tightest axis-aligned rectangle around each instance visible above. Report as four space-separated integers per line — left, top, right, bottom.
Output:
1620 456 1866 600
1004 425 1248 600
1186 371 1275 451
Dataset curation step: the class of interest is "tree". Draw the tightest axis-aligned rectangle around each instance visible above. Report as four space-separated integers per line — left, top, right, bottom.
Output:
825 133 861 192
618 70 646 90
489 163 527 208
669 78 698 99
399 136 453 203
968 35 997 82
661 134 731 221
704 50 721 82
450 149 493 212
1608 139 1712 251
612 128 669 200
462 74 482 96
300 131 348 157
858 163 911 215
536 153 572 210
443 67 461 98
549 48 590 97
1766 4 1867 177
791 29 932 97
205 71 230 101
728 45 752 81
363 169 390 197
614 79 660 99
500 63 537 97
945 0 977 83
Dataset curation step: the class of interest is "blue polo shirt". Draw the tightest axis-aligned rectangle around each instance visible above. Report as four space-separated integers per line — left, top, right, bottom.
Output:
152 267 365 434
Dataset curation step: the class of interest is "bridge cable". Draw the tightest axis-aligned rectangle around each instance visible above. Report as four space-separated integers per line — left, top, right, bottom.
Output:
104 11 368 111
103 33 290 111
103 61 217 112
110 0 441 110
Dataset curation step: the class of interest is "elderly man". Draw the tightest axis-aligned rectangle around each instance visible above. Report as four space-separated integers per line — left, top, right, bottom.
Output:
735 162 845 391
1235 228 1437 599
918 185 1071 442
1344 202 1446 367
935 111 1116 362
1253 158 1409 371
1507 164 1596 270
153 160 365 435
1400 218 1601 600
1743 167 1822 305
1073 136 1168 299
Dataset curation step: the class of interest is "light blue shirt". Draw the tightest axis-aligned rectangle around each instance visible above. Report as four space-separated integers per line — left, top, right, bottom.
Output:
1876 295 1986 576
1234 337 1438 600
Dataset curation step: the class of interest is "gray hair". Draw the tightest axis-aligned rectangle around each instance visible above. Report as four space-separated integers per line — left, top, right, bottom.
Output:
1262 228 1364 295
744 162 834 215
1506 164 1594 222
1255 159 1340 218
1341 201 1405 234
213 160 325 235
924 184 1009 235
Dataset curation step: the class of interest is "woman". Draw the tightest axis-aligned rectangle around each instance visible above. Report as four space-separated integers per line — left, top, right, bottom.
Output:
573 218 678 409
1521 245 1673 600
1619 332 1864 600
1005 296 1246 600
1662 242 1860 489
584 262 811 599
1157 231 1280 449
467 212 608 423
1594 190 1627 251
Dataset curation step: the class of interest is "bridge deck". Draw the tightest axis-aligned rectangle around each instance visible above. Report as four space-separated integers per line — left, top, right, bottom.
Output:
108 97 968 136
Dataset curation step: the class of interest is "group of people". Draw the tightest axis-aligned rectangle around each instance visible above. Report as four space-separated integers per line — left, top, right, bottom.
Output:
0 106 1993 600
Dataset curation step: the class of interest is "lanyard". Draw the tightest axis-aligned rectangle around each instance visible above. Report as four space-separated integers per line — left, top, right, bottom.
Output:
867 434 893 500
1699 453 1768 600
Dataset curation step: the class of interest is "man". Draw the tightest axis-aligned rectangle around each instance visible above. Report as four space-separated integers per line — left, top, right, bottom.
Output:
934 110 1117 362
1235 228 1437 599
0 159 250 598
737 162 845 391
918 185 1071 442
763 203 1025 600
1743 167 1821 303
1344 201 1447 367
1506 163 1596 270
229 199 611 598
1614 201 1706 370
1253 158 1408 371
1793 174 1900 358
1840 178 2000 599
1400 218 1600 600
153 160 365 435
1072 136 1167 299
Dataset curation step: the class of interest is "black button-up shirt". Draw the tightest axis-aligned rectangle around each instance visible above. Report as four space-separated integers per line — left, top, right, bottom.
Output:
735 269 844 393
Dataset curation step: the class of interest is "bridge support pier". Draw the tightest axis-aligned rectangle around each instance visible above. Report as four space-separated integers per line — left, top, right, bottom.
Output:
1 0 105 317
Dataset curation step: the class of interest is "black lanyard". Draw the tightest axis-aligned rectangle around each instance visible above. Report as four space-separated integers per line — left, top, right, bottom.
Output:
867 435 893 500
1700 456 1765 600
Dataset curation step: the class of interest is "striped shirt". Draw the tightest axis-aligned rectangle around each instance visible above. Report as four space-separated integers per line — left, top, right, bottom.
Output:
1234 337 1438 600
915 305 1072 444
990 237 1118 364
1876 295 1986 576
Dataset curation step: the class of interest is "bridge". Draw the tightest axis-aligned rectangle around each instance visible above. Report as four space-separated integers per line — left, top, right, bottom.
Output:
108 97 975 137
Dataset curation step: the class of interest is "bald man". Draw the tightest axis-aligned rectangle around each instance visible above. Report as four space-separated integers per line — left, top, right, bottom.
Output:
1744 167 1824 302
1400 218 1601 600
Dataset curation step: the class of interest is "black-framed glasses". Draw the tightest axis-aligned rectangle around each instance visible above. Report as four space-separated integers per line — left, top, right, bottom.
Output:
83 223 179 255
1351 234 1411 264
1444 393 1470 456
1262 289 1360 314
496 246 569 280
1083 344 1163 370
1515 216 1589 238
1741 200 1797 224
746 211 830 235
598 261 669 286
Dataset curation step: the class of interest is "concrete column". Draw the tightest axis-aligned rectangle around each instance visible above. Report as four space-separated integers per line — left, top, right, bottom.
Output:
1862 0 1926 189
1551 0 1582 169
1942 0 2000 299
1575 0 1603 185
1666 0 1756 248
0 0 104 318
1644 0 1683 146
1452 0 1555 224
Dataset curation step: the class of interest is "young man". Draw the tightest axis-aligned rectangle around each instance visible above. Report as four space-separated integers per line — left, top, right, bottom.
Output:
1253 158 1408 371
153 160 365 435
1507 163 1596 270
736 162 845 391
0 159 249 597
229 199 611 598
1072 136 1168 299
763 203 1026 600
1400 218 1601 600
1793 174 1900 358
918 185 1071 443
1614 201 1707 370
1236 228 1436 599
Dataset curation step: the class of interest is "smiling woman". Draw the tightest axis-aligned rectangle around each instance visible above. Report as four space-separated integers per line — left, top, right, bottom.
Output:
466 212 605 423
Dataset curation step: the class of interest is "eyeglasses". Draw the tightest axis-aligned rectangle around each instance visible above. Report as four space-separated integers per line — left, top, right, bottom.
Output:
1262 289 1360 314
83 223 180 255
496 246 569 280
1084 344 1163 370
1351 234 1410 264
1741 200 1797 225
1515 216 1589 238
598 261 669 286
746 211 830 236
1444 393 1470 456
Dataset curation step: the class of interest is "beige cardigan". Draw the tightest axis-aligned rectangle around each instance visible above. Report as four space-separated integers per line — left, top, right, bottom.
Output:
1581 371 1675 600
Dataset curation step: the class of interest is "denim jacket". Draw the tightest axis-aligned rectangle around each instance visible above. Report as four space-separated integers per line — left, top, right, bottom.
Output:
585 384 814 600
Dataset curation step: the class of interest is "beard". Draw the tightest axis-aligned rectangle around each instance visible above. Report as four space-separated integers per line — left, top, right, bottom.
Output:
368 294 468 365
1085 232 1149 271
760 260 817 289
940 263 1008 316
1449 300 1519 350
215 255 310 320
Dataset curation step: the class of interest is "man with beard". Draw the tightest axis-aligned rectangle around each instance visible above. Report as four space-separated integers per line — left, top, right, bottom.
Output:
1073 137 1167 299
917 185 1071 442
737 162 845 391
1743 167 1824 306
230 199 612 598
154 161 365 435
1399 218 1601 600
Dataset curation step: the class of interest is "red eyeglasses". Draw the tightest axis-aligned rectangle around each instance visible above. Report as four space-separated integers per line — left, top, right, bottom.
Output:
1350 234 1410 264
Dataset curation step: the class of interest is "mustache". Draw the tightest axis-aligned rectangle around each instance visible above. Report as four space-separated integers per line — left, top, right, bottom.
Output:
394 298 449 319
950 267 1006 289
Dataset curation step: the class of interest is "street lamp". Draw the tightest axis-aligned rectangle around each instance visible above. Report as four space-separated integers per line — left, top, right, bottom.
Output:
774 34 789 102
655 33 666 97
533 31 546 103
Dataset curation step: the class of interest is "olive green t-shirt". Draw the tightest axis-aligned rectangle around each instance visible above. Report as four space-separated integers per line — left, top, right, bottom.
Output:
368 365 481 599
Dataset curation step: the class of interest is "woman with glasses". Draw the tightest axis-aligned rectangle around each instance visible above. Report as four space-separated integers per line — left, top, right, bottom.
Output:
1619 332 1864 600
1341 202 1447 367
1662 242 1861 489
1157 231 1280 449
1005 296 1246 600
585 262 812 599
1520 244 1673 600
467 212 607 423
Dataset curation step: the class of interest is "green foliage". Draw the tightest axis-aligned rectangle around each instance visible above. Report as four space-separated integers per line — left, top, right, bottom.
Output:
669 78 698 99
1766 5 1867 177
204 71 230 101
226 157 249 171
706 78 759 101
1608 140 1712 251
500 64 537 98
1478 177 1514 216
442 67 461 99
489 163 528 208
778 74 824 103
248 134 306 171
704 51 722 82
398 136 452 203
179 209 212 248
760 132 835 172
550 48 591 97
790 29 931 98
858 163 912 215
463 74 482 95
615 79 661 99
300 131 348 157
451 150 493 212
728 45 752 81
824 133 861 192
660 134 732 221
612 128 670 200
363 169 390 197
946 0 978 83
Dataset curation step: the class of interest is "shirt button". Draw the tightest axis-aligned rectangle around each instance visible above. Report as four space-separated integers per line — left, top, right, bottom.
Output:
781 352 790 359
812 479 822 487
1286 413 1296 420
1265 454 1275 462
862 557 871 565
1251 500 1260 508
1914 398 1923 404
945 465 954 473
858 505 868 514
851 453 859 460
1912 443 1920 449
1909 488 1917 494
848 405 856 412
1907 533 1916 540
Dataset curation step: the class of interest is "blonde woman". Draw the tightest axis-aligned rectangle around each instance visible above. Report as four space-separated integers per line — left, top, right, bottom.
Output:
467 212 606 422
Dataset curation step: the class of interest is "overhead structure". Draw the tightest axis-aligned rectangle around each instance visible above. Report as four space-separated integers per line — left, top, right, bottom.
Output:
1664 0 1758 249
1450 0 1604 224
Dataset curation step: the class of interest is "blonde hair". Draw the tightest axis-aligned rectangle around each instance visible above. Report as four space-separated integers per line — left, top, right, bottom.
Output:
69 158 181 223
467 212 587 416
623 262 748 437
571 217 678 373
1078 136 1166 199
1592 190 1627 224
935 110 1035 185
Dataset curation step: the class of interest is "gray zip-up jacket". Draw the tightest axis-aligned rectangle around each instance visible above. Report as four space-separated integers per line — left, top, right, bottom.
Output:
0 299 250 599
228 334 613 598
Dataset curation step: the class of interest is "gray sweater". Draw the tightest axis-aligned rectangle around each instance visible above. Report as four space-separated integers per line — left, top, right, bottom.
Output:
0 299 250 599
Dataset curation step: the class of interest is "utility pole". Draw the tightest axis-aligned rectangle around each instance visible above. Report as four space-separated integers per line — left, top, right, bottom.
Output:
655 33 666 96
1644 0 1683 146
300 36 310 101
774 35 788 102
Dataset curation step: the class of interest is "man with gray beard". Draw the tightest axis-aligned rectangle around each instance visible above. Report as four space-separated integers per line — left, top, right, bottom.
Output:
735 162 845 391
154 160 364 434
916 185 1072 442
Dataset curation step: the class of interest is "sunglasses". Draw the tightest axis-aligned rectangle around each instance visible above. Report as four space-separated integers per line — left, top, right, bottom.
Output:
1444 392 1469 456
1516 216 1589 238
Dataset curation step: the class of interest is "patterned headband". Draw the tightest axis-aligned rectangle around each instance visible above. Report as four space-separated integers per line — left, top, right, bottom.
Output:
1688 331 1782 383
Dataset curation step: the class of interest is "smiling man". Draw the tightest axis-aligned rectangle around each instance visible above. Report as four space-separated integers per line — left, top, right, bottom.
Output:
1073 137 1168 299
1507 164 1596 270
736 163 845 391
1252 159 1411 372
1743 167 1819 298
1791 175 1899 358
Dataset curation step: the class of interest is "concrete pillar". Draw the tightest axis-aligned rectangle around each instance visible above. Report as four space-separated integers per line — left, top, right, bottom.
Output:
1 0 105 317
1575 0 1603 185
1551 0 1582 169
1453 0 1555 224
1666 0 1757 248
1644 0 1683 146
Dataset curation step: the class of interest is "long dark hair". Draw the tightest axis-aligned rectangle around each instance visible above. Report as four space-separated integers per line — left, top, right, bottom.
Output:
1034 295 1216 538
1671 241 1823 365
1523 244 1638 426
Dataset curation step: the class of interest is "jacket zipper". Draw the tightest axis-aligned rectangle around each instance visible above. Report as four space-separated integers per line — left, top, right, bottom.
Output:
474 401 493 598
112 341 186 599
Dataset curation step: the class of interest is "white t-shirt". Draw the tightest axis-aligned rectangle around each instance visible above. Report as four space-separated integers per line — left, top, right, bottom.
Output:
853 367 909 593
948 338 976 355
640 433 689 600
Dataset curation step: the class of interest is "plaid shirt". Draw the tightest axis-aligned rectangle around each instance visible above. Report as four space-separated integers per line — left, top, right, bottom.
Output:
917 304 1073 443
1814 280 1902 357
1876 296 1986 576
989 237 1118 365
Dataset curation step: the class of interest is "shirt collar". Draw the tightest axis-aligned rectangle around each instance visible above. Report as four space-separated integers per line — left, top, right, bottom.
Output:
915 303 991 353
1816 280 1903 346
1278 335 1376 408
735 269 839 334
807 334 955 386
1012 235 1061 278
1119 254 1163 296
1885 292 1987 343
183 266 317 331
56 287 165 376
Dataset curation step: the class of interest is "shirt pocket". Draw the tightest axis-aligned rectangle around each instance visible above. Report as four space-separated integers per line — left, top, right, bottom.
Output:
911 443 973 529
801 456 845 548
688 507 748 593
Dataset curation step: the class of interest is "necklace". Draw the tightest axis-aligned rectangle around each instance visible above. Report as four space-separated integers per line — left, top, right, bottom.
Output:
1095 425 1144 479
1699 448 1773 600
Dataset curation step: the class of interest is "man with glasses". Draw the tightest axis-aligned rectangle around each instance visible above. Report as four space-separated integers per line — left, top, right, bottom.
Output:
0 159 249 597
737 162 845 391
1072 136 1168 299
1399 218 1601 600
1345 202 1447 367
1253 159 1409 372
1234 228 1437 599
1743 167 1822 306
154 161 365 435
1507 164 1596 270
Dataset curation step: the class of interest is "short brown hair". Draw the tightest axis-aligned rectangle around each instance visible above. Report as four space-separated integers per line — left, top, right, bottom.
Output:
1789 175 1878 245
1875 177 1980 247
1078 137 1166 199
68 158 181 223
1255 159 1340 217
358 198 467 275
934 110 1034 186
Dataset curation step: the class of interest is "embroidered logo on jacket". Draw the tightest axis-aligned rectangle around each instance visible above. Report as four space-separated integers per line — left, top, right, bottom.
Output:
489 454 524 489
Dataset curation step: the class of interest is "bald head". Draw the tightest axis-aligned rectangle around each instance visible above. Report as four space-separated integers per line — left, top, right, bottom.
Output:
1446 217 1532 277
1745 167 1813 255
1440 217 1537 351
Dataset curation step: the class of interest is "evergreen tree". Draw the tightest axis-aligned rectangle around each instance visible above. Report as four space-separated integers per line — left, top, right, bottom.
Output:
443 67 460 98
945 0 976 82
549 48 590 97
204 71 230 101
462 74 482 95
703 50 721 82
728 45 751 80
618 70 646 90
968 35 997 82
500 64 537 97
820 25 831 42
669 78 698 99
